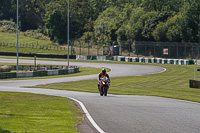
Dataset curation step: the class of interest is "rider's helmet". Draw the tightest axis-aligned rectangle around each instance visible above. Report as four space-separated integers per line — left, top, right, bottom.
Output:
102 68 106 75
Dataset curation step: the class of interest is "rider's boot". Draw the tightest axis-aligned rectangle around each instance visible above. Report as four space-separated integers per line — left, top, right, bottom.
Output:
97 84 100 92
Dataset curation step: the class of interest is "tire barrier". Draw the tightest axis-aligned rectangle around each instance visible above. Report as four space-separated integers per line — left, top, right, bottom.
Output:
87 56 97 60
0 65 79 79
76 55 195 65
97 56 106 61
106 56 114 61
76 55 87 60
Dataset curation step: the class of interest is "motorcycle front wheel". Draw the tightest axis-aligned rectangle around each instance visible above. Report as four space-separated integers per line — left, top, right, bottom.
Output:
100 89 104 96
104 87 108 96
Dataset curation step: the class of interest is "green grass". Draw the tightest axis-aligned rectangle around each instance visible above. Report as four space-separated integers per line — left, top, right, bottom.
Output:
0 46 69 55
1 56 200 102
33 63 200 103
0 32 71 54
0 92 82 133
0 32 56 46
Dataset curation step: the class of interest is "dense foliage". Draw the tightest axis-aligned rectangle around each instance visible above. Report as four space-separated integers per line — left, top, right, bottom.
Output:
0 0 199 44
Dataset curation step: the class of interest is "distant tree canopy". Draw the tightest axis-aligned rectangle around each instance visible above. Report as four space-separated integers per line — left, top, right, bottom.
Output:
0 0 199 44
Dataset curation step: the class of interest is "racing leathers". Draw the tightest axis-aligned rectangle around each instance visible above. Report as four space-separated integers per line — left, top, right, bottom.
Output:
97 72 110 91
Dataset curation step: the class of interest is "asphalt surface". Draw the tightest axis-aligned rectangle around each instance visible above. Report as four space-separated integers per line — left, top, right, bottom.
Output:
1 59 200 133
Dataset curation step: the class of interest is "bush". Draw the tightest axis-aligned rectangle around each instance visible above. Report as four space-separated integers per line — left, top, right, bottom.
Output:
0 20 50 41
0 65 11 72
21 30 50 41
0 20 17 33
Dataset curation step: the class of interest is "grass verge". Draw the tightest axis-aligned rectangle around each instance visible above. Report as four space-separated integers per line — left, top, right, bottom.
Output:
0 92 82 133
33 63 200 103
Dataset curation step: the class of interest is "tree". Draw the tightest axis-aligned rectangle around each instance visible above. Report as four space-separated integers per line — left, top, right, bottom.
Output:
0 0 16 21
142 12 172 41
116 3 134 41
46 9 67 44
165 14 182 42
94 6 122 42
178 0 200 42
141 0 184 12
125 10 158 41
19 0 48 31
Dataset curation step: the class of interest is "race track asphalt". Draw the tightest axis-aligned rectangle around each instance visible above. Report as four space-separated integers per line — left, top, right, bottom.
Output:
0 58 200 133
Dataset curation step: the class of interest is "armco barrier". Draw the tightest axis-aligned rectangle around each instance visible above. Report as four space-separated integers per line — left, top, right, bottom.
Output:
17 72 33 78
26 72 34 77
1 72 16 79
0 67 79 79
68 68 74 74
76 55 87 60
9 65 68 71
0 73 3 79
74 67 79 73
58 69 68 75
33 71 40 77
47 70 58 76
40 71 48 76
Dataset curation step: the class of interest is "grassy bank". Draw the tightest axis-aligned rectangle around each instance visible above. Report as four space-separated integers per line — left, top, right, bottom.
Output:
0 45 69 55
0 32 56 46
0 32 71 54
0 92 82 133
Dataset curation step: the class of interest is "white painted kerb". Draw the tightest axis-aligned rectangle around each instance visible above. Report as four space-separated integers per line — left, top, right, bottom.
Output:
69 97 105 133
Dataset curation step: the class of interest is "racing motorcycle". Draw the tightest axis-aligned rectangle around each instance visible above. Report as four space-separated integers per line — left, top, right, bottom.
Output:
99 77 110 96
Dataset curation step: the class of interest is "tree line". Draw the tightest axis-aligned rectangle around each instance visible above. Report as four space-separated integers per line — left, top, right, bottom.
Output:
0 0 199 45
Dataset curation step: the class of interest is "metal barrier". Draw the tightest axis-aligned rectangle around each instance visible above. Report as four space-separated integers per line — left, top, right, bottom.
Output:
0 65 79 79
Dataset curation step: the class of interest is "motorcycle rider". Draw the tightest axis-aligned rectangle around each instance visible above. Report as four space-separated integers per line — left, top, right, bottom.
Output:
97 68 110 91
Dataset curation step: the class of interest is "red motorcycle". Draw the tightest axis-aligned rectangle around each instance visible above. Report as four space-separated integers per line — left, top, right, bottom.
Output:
99 77 110 96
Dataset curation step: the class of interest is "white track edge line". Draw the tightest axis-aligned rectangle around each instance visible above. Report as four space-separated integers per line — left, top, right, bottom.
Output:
68 97 105 133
